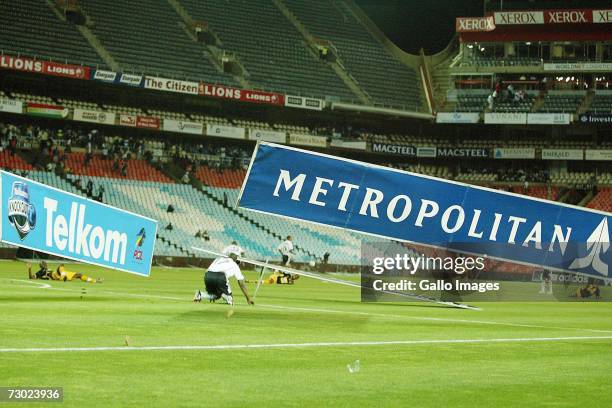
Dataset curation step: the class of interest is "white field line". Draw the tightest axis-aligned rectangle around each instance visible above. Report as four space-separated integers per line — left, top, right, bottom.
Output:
4 280 612 334
259 304 612 334
1 336 611 353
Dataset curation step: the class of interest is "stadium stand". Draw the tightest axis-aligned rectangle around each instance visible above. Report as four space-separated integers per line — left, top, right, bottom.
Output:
538 91 586 113
587 188 612 212
179 0 355 101
63 152 172 183
588 92 612 114
0 0 104 68
282 0 421 109
78 0 235 85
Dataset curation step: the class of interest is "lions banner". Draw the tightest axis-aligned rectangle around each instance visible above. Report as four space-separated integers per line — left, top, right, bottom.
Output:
0 171 157 276
239 143 611 279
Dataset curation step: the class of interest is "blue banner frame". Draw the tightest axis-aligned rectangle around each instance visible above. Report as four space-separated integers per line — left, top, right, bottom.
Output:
238 142 611 279
0 171 157 276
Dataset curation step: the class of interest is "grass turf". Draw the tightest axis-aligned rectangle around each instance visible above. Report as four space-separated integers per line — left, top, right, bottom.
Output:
1 260 611 407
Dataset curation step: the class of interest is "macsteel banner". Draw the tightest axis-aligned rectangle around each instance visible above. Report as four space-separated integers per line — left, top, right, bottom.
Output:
199 83 285 106
0 99 23 114
144 76 199 95
437 147 489 158
238 143 612 278
73 109 116 125
436 112 480 123
371 143 416 157
0 171 157 276
455 16 495 32
0 55 90 79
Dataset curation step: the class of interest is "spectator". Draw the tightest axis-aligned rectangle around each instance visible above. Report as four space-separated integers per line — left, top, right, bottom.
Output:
121 162 128 177
223 192 228 206
165 222 173 231
167 204 175 213
97 185 105 202
487 93 494 110
86 180 93 198
507 84 515 101
181 171 190 184
202 230 210 241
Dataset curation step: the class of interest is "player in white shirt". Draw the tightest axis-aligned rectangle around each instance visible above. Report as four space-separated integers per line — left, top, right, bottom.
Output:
277 236 294 266
222 241 244 257
193 247 254 305
277 235 299 282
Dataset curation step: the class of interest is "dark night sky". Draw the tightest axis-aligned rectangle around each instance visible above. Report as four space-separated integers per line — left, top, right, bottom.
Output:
355 0 483 54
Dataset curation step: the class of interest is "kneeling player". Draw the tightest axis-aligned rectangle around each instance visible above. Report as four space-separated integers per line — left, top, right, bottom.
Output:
51 264 103 283
193 248 254 305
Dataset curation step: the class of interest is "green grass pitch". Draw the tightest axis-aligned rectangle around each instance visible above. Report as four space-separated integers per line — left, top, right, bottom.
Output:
1 260 611 407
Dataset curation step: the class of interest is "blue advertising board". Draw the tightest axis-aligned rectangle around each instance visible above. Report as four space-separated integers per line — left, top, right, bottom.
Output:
238 143 611 279
0 171 157 276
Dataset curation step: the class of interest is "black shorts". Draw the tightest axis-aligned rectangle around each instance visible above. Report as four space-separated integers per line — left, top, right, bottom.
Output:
205 271 230 299
282 255 289 265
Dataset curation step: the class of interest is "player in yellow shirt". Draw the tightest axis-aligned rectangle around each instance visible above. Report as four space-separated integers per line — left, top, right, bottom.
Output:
28 263 102 283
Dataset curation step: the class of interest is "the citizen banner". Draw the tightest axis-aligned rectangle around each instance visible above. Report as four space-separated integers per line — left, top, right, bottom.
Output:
238 143 611 279
0 171 157 276
199 83 285 106
144 76 199 95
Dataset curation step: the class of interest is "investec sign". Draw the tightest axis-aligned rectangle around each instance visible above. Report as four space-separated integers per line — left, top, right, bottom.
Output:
239 143 611 278
0 171 157 276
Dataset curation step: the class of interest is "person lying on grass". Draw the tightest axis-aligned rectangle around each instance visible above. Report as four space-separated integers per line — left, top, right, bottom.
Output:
27 262 103 283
